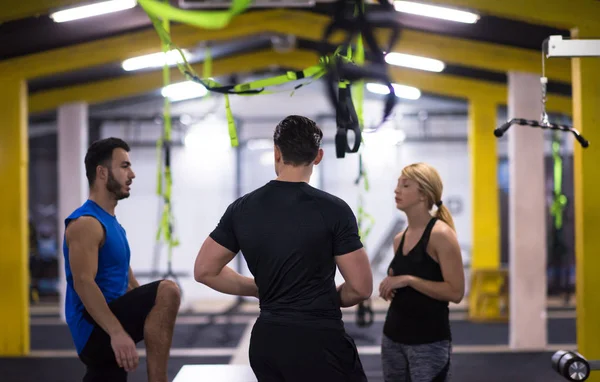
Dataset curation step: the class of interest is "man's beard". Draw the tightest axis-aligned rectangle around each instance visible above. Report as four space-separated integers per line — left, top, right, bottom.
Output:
106 170 129 200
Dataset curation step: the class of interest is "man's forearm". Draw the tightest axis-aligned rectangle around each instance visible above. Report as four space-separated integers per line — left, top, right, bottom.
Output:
127 268 140 291
337 283 366 308
199 266 258 297
74 278 124 336
408 276 462 303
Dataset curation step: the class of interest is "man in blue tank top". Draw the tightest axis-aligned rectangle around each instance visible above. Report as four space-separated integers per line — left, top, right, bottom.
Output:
63 137 180 382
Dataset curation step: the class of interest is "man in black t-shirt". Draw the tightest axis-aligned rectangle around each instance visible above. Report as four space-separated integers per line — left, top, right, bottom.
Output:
194 115 372 382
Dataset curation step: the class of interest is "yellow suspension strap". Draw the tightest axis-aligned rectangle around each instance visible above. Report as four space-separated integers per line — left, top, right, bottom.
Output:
154 4 181 290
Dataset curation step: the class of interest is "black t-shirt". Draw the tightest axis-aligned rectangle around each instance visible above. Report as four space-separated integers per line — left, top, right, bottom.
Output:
210 180 363 329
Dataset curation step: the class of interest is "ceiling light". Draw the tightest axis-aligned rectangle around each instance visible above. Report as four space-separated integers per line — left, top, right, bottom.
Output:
366 83 422 100
50 0 137 23
394 1 480 24
122 50 191 72
161 81 207 102
385 52 445 72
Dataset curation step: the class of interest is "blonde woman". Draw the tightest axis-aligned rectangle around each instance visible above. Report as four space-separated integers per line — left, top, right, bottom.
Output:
379 162 465 382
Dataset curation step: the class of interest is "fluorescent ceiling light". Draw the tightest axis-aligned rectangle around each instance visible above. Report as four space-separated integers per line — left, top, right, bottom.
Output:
122 50 190 72
366 83 422 100
50 0 137 23
394 1 480 24
385 52 445 72
161 81 207 102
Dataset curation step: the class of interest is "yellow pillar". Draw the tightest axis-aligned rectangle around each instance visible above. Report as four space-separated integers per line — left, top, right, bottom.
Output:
468 98 500 269
0 75 29 355
572 26 600 380
467 98 505 321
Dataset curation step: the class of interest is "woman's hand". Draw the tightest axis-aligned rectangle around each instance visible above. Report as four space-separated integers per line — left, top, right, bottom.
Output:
379 269 412 301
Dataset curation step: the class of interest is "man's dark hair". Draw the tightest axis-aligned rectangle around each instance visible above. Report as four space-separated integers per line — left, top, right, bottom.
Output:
85 137 130 187
273 115 323 166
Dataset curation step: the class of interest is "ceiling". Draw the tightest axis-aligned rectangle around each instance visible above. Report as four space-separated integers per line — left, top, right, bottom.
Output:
0 0 581 127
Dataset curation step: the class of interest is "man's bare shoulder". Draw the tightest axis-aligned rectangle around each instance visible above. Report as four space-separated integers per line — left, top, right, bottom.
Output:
66 216 104 246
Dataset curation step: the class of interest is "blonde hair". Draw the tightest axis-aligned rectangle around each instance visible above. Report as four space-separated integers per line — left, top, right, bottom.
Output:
401 162 456 231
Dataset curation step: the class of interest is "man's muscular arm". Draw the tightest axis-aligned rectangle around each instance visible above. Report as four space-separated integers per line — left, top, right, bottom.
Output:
66 216 138 371
127 267 140 291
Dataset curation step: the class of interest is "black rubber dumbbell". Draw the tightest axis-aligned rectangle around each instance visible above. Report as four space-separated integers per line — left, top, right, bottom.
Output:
552 350 590 381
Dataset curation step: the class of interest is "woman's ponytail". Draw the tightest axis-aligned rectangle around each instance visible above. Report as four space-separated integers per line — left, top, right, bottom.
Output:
435 202 456 232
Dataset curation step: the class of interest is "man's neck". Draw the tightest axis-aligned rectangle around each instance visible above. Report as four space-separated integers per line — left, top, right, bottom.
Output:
276 166 313 183
89 190 117 216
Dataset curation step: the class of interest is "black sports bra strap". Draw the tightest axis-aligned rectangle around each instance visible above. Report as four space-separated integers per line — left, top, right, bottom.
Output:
420 217 438 250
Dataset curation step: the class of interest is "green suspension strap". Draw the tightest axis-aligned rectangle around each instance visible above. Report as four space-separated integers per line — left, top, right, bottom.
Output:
154 6 181 289
138 0 251 29
550 131 567 230
138 0 336 148
549 130 570 299
138 0 404 157
351 34 375 328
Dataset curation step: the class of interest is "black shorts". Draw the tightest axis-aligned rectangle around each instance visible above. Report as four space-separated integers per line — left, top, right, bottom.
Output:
78 280 162 382
249 319 367 382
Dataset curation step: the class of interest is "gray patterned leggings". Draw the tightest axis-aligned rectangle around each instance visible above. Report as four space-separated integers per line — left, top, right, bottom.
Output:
381 334 451 382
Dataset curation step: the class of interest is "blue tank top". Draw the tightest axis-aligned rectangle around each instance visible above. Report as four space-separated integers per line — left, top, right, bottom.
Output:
63 199 131 354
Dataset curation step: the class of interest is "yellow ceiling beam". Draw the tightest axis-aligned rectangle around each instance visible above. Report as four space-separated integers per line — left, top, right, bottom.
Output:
1 10 289 80
0 0 81 23
2 9 572 84
28 48 572 116
426 0 600 30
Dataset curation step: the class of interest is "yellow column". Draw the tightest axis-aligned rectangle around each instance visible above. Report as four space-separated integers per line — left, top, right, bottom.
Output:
467 98 504 321
468 98 500 269
572 26 600 380
0 75 29 355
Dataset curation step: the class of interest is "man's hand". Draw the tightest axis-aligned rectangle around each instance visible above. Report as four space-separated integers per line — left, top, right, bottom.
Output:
110 330 139 372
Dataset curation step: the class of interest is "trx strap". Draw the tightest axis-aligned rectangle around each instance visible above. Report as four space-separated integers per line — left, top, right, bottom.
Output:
550 131 567 230
335 82 362 158
154 5 182 291
138 0 403 158
139 0 336 148
137 0 252 29
321 0 401 127
351 28 375 327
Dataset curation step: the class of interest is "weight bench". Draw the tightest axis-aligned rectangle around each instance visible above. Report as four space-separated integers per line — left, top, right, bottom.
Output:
173 365 257 382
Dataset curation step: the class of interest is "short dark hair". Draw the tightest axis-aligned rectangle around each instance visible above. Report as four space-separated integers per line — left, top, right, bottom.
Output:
273 115 323 166
85 137 130 187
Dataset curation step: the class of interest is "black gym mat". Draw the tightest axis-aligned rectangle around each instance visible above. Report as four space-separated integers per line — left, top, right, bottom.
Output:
0 356 231 382
360 352 570 382
31 322 247 350
0 352 570 382
344 317 576 347
31 317 576 350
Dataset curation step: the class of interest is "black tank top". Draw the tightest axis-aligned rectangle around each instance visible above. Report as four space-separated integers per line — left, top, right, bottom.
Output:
382 217 451 345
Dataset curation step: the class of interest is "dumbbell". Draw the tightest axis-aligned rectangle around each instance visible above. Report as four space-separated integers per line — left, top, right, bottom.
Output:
552 350 592 381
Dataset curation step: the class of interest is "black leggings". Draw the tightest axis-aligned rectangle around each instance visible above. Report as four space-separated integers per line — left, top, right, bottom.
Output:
381 334 451 382
78 280 162 382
